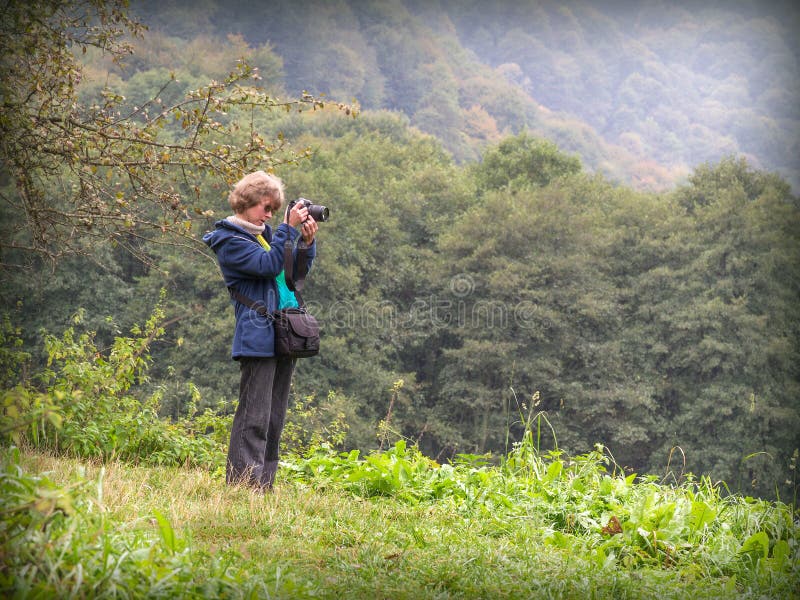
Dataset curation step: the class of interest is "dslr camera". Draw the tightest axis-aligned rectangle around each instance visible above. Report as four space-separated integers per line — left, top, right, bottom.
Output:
289 197 330 222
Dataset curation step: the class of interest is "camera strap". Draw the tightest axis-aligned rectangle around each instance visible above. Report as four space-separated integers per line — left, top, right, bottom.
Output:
283 242 310 306
228 243 310 314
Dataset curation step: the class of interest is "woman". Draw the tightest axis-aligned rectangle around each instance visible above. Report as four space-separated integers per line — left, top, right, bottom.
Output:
203 170 318 490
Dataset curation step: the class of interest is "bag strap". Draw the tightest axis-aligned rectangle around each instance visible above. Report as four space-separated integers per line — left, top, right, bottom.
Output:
228 287 274 319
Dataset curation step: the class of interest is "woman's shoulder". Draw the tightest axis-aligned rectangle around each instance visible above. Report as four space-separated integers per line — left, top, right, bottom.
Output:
205 220 257 246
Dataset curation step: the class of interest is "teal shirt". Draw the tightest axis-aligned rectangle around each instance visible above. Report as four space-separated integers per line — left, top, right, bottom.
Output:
275 270 299 309
256 234 299 309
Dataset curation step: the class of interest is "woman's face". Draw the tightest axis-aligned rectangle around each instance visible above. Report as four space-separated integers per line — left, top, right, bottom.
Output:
241 196 279 226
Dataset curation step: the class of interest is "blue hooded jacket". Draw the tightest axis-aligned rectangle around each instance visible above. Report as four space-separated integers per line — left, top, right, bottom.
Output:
203 219 316 359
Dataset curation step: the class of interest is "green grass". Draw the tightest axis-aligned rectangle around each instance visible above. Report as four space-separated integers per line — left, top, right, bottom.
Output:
3 443 798 599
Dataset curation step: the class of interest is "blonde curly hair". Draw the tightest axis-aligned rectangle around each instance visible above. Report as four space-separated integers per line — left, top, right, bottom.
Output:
228 171 285 214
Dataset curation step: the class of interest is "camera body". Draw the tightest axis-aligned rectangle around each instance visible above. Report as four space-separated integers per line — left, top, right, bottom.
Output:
289 197 329 222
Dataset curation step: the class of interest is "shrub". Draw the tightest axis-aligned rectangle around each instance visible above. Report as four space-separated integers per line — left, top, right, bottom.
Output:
1 297 228 471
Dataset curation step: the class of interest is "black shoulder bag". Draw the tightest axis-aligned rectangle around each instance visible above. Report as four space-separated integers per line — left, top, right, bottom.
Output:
229 242 321 359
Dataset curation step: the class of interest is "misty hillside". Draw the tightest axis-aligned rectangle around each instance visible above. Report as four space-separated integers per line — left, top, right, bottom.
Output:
131 0 800 192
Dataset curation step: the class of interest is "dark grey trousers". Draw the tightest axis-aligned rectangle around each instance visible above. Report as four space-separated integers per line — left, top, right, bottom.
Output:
226 356 296 489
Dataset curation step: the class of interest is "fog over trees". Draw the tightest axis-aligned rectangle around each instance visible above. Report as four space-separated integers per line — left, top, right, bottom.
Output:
132 0 800 192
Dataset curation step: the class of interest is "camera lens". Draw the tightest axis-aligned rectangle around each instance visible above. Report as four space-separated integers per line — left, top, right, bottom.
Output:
295 198 330 222
310 205 330 222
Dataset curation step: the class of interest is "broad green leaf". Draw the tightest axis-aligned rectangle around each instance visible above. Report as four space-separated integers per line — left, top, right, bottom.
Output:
688 501 716 533
768 539 790 571
544 460 563 482
740 531 769 561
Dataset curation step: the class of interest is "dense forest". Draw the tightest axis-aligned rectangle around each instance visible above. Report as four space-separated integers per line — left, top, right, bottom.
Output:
1 0 799 504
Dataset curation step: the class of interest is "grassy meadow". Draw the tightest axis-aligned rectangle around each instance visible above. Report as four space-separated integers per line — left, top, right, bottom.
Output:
3 438 798 599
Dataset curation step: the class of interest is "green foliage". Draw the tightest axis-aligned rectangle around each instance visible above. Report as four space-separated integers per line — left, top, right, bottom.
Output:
4 436 797 597
473 132 582 191
0 315 63 447
281 391 351 456
285 438 799 591
0 313 30 389
418 154 799 500
0 448 274 597
627 157 800 497
1 298 230 471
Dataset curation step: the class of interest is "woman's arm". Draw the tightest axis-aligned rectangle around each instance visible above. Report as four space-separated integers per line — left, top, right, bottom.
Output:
294 217 318 273
218 224 299 278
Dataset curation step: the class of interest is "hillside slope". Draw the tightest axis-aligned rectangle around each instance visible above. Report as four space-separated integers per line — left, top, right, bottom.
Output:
132 0 800 191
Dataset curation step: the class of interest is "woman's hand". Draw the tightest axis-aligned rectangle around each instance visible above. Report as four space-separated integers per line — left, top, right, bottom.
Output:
285 202 309 228
301 216 318 245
